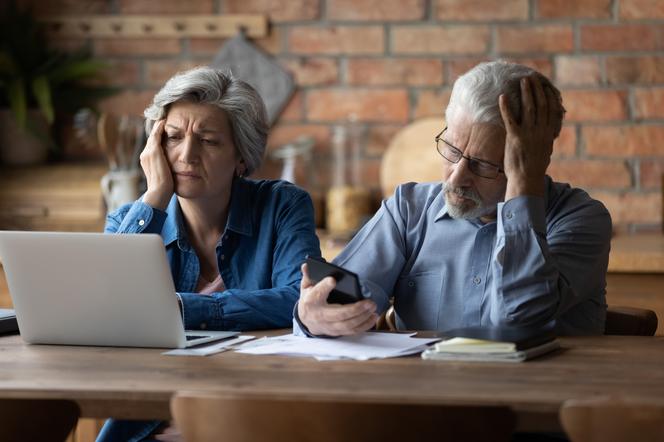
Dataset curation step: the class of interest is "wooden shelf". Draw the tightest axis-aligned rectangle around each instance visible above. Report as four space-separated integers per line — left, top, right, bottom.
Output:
40 14 268 38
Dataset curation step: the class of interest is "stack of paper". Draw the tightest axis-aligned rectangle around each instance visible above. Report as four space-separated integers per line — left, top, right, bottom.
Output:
235 332 440 361
421 326 560 363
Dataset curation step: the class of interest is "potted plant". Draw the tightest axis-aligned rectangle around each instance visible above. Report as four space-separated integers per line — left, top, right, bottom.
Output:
0 1 115 165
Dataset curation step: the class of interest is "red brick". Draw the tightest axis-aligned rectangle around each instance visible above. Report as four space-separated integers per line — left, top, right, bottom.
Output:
225 0 319 22
93 60 140 87
45 38 88 53
145 60 201 87
555 56 601 86
306 89 409 123
414 90 452 119
552 125 576 157
119 0 214 13
289 26 384 55
640 159 664 190
562 90 627 122
583 125 664 156
365 125 402 157
99 90 156 117
620 0 664 19
634 88 664 119
94 38 181 57
328 0 425 21
505 58 553 79
267 124 331 154
436 0 528 21
189 29 283 56
25 0 110 14
536 0 612 18
589 191 661 226
606 56 664 85
581 25 658 52
347 59 443 86
392 26 490 55
547 159 631 189
282 58 339 87
497 25 573 54
279 91 304 123
447 58 486 83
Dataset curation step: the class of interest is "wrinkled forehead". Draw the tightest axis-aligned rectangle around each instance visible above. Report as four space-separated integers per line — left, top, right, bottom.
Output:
446 119 506 163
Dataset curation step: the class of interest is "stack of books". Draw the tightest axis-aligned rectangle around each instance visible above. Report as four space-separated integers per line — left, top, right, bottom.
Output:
421 326 560 363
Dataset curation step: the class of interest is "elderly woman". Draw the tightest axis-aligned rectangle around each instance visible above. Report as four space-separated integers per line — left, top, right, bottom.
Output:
97 67 320 442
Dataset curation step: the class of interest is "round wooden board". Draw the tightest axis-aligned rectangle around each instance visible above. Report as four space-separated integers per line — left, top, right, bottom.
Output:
380 118 445 197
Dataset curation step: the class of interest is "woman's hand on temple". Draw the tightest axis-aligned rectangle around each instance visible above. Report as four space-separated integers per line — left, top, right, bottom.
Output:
140 120 174 210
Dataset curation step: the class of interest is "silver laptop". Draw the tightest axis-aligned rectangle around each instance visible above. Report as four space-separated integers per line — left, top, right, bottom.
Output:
0 231 238 348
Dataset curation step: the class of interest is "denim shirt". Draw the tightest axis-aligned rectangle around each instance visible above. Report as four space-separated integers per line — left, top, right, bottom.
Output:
295 176 612 337
97 178 320 442
104 177 321 331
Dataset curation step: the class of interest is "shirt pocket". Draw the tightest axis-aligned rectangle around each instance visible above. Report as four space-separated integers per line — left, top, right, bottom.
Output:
393 271 443 330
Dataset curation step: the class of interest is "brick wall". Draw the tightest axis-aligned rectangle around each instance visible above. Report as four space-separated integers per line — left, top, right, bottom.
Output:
35 0 664 231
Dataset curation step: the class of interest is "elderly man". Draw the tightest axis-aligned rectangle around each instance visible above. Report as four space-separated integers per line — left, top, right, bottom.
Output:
296 60 611 337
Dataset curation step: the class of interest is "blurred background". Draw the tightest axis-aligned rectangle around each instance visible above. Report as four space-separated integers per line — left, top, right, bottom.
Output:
1 0 662 234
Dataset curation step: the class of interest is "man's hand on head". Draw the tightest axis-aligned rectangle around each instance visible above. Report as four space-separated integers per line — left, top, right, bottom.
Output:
297 263 378 337
499 75 559 200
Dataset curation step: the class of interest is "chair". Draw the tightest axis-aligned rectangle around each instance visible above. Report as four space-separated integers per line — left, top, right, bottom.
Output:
171 392 516 442
0 398 80 442
560 397 664 442
604 306 658 336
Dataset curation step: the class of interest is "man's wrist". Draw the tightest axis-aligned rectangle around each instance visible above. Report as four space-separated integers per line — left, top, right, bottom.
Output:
505 177 545 200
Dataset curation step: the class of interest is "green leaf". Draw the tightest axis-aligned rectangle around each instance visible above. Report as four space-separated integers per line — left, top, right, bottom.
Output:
7 78 27 129
31 75 54 124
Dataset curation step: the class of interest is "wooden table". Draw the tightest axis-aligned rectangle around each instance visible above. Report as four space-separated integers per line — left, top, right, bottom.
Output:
0 332 663 433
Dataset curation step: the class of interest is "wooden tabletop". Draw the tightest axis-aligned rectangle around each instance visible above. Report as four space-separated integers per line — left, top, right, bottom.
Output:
0 332 662 431
609 233 664 273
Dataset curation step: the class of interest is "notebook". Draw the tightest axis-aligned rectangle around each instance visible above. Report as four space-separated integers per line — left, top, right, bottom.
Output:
421 326 559 362
0 231 238 348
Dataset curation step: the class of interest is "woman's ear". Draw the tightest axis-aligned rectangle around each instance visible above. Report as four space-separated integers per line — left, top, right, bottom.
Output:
235 158 247 177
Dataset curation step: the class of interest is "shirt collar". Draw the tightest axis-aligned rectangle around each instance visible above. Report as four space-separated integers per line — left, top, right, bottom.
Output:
160 176 254 249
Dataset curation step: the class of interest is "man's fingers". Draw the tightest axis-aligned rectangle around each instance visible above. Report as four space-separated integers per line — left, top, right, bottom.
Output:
499 94 516 131
320 299 376 323
520 77 535 126
531 76 548 126
300 263 313 289
544 85 559 129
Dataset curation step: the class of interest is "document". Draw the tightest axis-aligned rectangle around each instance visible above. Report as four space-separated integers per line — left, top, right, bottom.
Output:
234 332 441 361
163 335 256 356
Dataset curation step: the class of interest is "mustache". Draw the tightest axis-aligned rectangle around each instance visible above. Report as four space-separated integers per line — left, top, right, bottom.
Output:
442 182 482 204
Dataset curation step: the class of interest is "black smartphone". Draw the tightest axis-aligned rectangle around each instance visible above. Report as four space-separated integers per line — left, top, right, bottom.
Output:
305 256 363 305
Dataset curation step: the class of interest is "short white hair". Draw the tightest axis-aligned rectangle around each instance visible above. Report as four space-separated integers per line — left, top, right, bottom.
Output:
144 66 268 176
445 60 565 138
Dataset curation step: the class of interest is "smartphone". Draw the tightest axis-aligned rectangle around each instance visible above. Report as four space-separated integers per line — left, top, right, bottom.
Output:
305 256 363 305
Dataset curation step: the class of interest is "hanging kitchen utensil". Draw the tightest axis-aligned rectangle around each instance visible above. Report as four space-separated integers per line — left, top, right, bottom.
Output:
210 30 294 126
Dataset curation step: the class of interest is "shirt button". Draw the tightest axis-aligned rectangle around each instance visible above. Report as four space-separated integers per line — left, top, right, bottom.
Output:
220 255 225 261
408 281 415 288
138 219 145 226
200 322 207 330
505 212 513 220
473 276 481 285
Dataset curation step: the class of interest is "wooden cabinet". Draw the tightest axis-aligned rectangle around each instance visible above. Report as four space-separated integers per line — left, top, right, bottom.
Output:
0 163 107 308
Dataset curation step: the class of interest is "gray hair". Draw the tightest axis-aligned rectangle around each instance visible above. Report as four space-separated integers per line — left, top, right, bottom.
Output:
144 66 268 176
445 60 565 138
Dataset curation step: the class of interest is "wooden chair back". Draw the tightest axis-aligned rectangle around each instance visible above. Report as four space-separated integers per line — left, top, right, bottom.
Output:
605 306 658 336
0 398 79 442
560 397 664 442
171 392 515 442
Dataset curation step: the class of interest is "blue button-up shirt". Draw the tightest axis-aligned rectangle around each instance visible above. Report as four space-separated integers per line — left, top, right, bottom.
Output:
104 177 321 332
315 177 611 336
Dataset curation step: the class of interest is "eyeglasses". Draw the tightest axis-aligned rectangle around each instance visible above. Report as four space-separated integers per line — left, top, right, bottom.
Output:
435 127 504 179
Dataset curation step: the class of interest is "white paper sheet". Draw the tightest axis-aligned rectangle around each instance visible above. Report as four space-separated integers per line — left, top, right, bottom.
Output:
234 332 440 361
163 335 256 356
